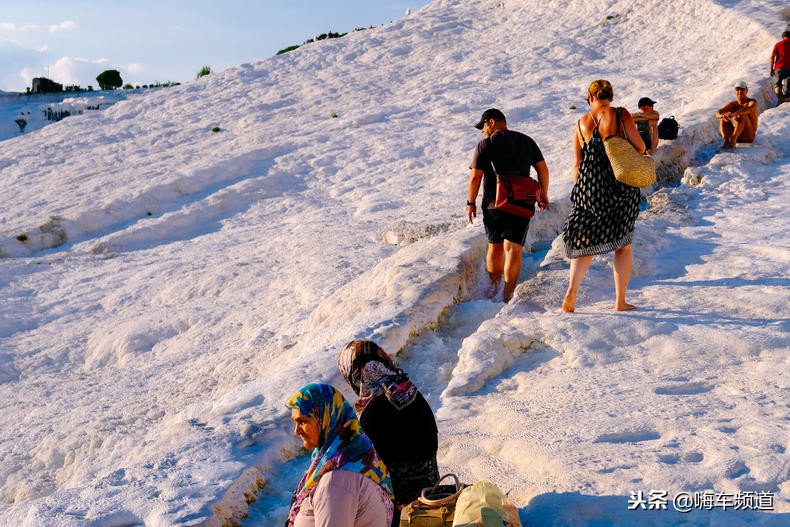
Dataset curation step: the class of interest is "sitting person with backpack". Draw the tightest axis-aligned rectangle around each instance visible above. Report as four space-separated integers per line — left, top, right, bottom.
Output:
632 97 660 155
338 340 440 527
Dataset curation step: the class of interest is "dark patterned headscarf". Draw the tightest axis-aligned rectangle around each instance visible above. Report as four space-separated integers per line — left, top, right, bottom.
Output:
338 340 418 415
284 383 393 526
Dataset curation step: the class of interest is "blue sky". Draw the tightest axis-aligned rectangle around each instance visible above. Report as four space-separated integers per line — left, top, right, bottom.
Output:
0 1 430 92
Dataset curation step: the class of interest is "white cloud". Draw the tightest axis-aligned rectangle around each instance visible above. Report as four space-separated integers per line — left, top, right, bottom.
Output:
1 22 44 34
49 20 76 34
19 67 38 88
126 63 144 75
49 56 111 88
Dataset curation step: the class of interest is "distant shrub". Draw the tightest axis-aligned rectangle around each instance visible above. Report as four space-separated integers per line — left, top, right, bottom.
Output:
123 84 134 90
17 233 28 242
96 69 123 90
278 30 348 55
142 81 181 89
197 66 212 79
211 126 221 133
277 45 301 55
331 113 338 118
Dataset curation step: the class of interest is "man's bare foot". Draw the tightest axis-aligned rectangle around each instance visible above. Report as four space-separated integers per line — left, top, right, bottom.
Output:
616 302 636 311
503 282 516 303
562 296 575 312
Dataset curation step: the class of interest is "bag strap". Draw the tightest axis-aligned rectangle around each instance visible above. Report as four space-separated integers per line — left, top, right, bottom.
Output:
484 136 498 175
577 120 587 146
418 473 464 506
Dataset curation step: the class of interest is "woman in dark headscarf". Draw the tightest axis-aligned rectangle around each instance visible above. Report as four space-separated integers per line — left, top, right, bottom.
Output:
338 340 439 524
285 382 393 527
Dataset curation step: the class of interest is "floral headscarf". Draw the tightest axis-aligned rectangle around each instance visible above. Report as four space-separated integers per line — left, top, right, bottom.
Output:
338 340 418 415
284 382 393 526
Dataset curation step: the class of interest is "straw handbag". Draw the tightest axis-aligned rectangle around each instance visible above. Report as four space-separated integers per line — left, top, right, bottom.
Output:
400 474 466 527
603 108 656 188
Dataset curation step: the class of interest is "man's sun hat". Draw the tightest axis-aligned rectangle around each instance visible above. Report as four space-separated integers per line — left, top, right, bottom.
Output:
637 97 657 107
734 79 748 89
474 108 506 129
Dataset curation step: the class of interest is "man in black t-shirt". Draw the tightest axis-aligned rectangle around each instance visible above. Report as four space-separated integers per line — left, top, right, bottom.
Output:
467 108 550 302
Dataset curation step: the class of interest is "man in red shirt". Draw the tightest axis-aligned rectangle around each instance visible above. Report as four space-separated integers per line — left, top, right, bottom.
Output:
770 29 790 103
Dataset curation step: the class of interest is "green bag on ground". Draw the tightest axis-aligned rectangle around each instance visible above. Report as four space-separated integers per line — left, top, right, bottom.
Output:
452 481 522 527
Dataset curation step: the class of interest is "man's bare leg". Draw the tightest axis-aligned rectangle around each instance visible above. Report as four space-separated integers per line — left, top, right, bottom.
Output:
720 120 735 148
502 240 523 303
486 242 504 294
563 255 592 312
613 244 635 311
732 116 756 143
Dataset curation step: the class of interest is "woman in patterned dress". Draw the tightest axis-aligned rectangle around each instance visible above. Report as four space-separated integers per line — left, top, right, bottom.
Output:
562 80 645 312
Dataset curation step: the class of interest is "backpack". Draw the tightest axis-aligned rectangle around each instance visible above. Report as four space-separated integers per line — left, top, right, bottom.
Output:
657 116 679 140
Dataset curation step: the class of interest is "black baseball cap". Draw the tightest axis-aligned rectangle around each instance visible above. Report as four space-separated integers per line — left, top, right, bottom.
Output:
637 97 656 107
474 108 506 129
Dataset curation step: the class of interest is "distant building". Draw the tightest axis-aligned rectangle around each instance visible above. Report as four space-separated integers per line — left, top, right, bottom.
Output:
31 77 63 94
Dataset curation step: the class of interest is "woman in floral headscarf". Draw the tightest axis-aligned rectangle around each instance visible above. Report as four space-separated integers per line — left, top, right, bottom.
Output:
338 340 439 525
285 382 393 527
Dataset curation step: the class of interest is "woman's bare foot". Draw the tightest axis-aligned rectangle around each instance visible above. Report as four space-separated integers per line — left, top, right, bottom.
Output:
562 295 575 312
616 302 636 311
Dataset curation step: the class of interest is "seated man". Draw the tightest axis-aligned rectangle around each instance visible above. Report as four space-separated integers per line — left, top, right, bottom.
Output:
632 97 660 155
715 80 758 149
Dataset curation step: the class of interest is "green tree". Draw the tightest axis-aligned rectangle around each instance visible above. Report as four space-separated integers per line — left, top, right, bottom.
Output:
96 69 123 90
196 66 212 79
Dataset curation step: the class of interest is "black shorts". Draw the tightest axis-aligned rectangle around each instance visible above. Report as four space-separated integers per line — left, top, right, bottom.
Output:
482 207 531 246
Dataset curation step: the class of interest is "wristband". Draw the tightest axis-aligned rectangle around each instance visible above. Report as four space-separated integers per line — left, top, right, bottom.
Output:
466 200 476 206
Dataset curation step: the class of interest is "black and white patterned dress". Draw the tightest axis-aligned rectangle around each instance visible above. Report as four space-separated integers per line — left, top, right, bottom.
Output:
562 122 641 258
